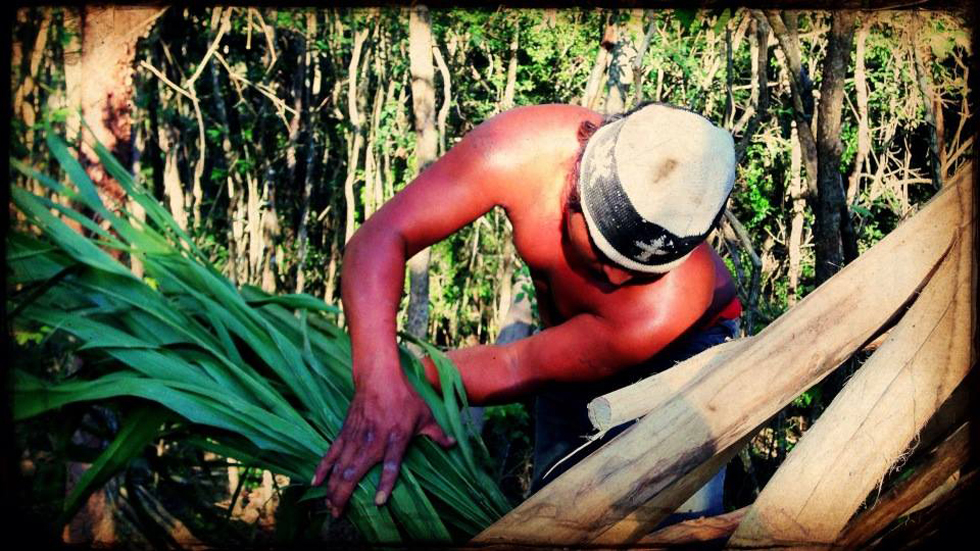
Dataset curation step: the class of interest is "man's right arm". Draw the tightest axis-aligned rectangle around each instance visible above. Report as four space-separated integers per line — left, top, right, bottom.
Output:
312 115 521 517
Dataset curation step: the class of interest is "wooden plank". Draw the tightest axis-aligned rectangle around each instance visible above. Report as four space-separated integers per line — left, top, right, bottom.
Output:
472 165 973 547
727 165 974 548
835 422 971 549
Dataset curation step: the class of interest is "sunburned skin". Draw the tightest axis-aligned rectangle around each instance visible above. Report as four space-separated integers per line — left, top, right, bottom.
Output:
311 104 738 517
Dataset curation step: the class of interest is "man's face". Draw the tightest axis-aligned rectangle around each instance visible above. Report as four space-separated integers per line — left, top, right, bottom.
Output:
564 209 659 288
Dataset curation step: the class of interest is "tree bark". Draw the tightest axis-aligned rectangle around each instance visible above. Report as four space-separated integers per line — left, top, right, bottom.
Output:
406 5 439 339
813 11 856 286
911 14 945 188
500 22 519 111
846 20 871 205
432 44 452 155
631 12 657 107
75 6 165 209
12 8 51 162
296 11 317 293
581 21 612 109
208 32 242 284
733 15 769 163
343 26 370 244
604 22 635 115
787 124 806 304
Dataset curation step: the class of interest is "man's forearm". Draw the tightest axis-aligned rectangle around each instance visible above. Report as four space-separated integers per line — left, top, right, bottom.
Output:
341 227 410 389
422 344 531 406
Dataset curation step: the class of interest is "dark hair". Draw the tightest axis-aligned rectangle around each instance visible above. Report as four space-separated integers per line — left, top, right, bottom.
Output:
563 101 701 215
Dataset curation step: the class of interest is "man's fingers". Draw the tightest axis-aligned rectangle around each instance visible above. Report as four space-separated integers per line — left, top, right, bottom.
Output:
374 432 409 506
313 438 344 486
419 421 456 448
325 430 384 517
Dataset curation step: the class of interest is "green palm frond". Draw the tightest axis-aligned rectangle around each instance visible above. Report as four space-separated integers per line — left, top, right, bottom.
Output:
9 132 511 543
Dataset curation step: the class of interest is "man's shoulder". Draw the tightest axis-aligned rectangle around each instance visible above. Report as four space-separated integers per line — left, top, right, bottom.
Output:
475 104 599 139
454 104 598 202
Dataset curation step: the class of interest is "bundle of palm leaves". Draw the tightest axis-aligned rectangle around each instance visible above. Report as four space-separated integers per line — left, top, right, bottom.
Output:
9 133 511 543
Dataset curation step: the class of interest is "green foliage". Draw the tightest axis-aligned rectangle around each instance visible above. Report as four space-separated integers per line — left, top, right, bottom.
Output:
9 133 511 543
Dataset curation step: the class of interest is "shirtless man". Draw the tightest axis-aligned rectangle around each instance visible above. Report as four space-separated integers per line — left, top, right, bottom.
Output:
311 102 740 519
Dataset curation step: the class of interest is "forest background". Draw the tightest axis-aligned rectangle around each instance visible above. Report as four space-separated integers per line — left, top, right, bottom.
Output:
7 4 975 547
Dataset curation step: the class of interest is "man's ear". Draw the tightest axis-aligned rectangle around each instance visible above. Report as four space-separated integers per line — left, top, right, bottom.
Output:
577 120 598 144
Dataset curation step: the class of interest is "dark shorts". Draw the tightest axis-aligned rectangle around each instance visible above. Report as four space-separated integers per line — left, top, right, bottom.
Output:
530 319 740 497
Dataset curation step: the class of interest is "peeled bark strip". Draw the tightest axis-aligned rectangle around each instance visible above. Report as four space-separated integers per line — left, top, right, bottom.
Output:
473 166 972 547
728 163 974 546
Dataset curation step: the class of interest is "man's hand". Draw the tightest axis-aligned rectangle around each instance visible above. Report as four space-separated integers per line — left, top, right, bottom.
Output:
311 379 456 517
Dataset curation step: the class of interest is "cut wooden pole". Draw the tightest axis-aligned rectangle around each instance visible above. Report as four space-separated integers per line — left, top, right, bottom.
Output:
836 422 970 549
635 507 749 548
472 165 973 547
588 337 753 432
589 326 897 433
728 165 974 548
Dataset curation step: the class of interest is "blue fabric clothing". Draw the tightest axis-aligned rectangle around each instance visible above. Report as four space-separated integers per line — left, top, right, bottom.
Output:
529 319 739 521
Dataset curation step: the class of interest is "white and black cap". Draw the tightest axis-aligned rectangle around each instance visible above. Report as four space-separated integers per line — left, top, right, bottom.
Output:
578 103 736 273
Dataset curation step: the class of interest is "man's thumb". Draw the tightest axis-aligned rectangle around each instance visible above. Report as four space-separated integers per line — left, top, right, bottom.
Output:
420 423 456 448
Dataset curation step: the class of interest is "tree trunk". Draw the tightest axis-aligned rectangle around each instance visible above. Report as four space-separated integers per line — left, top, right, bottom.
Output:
787 124 805 304
500 23 519 111
208 36 242 284
259 159 280 293
432 44 452 154
911 14 945 188
604 22 636 115
406 5 439 339
766 11 819 194
581 21 612 109
846 20 871 205
733 14 769 161
75 6 165 209
813 12 856 286
157 102 188 232
631 12 657 106
296 11 317 294
343 26 370 243
12 7 51 163
60 9 165 546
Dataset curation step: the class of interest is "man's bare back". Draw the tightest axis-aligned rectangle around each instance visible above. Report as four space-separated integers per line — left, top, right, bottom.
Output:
311 103 738 516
